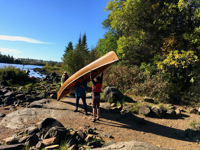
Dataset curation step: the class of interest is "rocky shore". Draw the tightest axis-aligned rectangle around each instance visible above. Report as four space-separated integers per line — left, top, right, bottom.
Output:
0 70 200 149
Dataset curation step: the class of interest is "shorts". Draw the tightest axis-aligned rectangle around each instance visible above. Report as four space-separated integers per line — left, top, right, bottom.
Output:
92 94 100 108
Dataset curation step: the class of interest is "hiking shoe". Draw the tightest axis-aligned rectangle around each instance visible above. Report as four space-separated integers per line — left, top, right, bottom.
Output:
73 109 77 112
96 118 100 121
92 119 96 122
84 112 88 115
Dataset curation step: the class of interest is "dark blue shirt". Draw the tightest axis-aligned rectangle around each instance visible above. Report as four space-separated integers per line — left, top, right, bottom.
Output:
75 80 88 97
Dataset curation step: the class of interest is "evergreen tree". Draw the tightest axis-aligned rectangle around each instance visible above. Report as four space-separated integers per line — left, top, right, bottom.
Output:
61 33 93 75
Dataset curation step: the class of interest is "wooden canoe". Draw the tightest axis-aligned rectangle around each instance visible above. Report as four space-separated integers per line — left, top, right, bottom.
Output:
57 51 119 100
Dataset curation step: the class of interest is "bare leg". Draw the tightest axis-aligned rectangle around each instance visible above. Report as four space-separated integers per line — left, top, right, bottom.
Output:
97 108 100 119
93 108 96 119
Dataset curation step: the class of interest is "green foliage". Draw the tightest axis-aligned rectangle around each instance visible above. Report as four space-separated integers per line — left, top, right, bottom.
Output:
97 31 119 57
116 101 120 107
190 119 196 128
98 0 200 98
0 66 31 84
103 64 175 102
108 98 113 104
61 33 99 76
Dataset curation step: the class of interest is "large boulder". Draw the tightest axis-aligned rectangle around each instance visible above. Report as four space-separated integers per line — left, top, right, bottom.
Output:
44 127 68 139
93 140 175 150
138 105 151 116
104 87 124 103
37 118 64 134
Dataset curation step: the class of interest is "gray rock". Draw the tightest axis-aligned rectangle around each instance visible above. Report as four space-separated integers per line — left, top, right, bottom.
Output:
75 130 86 144
193 135 200 142
106 141 116 146
0 108 69 130
151 106 165 117
25 97 35 102
1 89 8 95
15 94 25 100
4 91 16 97
26 87 32 94
175 130 187 138
175 109 181 115
101 133 112 138
37 118 64 134
190 108 198 114
44 126 68 139
25 134 39 147
68 144 78 150
104 87 124 103
37 92 46 99
110 103 116 107
18 86 24 92
185 128 194 138
26 126 39 135
166 109 176 117
50 94 57 99
121 105 131 113
0 144 25 150
36 141 44 149
144 96 154 103
10 106 17 111
101 103 112 110
93 140 175 150
88 128 94 134
19 135 30 143
138 105 151 116
67 139 76 147
4 97 17 106
0 113 5 117
27 99 50 108
195 123 200 131
3 136 19 145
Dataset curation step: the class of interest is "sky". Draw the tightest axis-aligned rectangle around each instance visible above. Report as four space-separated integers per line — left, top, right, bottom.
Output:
0 0 110 62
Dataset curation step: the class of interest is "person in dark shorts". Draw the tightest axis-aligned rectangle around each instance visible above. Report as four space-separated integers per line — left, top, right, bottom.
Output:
74 78 88 115
90 70 103 122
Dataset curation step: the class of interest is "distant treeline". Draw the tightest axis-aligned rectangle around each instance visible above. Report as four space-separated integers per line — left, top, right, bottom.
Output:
0 53 61 66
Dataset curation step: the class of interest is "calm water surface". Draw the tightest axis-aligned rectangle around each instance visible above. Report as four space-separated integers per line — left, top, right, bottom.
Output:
0 63 46 78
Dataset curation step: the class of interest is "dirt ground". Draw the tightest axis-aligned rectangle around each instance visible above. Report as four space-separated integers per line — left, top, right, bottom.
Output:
0 95 200 150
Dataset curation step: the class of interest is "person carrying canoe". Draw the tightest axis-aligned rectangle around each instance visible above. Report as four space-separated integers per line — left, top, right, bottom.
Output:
61 71 69 86
73 77 88 115
90 70 103 122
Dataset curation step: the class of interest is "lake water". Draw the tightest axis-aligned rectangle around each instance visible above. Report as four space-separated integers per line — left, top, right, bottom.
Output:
0 63 46 78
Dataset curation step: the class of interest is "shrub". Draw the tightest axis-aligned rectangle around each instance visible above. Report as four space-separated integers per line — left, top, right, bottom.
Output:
0 66 30 84
103 64 176 103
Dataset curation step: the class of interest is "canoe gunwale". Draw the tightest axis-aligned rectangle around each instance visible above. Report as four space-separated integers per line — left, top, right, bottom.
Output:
57 59 119 100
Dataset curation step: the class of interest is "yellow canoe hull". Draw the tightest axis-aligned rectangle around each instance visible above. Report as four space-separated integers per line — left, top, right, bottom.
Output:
57 51 119 100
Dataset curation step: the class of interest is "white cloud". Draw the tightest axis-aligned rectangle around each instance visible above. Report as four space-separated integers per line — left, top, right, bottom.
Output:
0 47 22 54
0 35 53 44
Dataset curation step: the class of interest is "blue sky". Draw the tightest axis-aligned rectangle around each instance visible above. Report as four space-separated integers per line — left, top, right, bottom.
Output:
0 0 109 62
